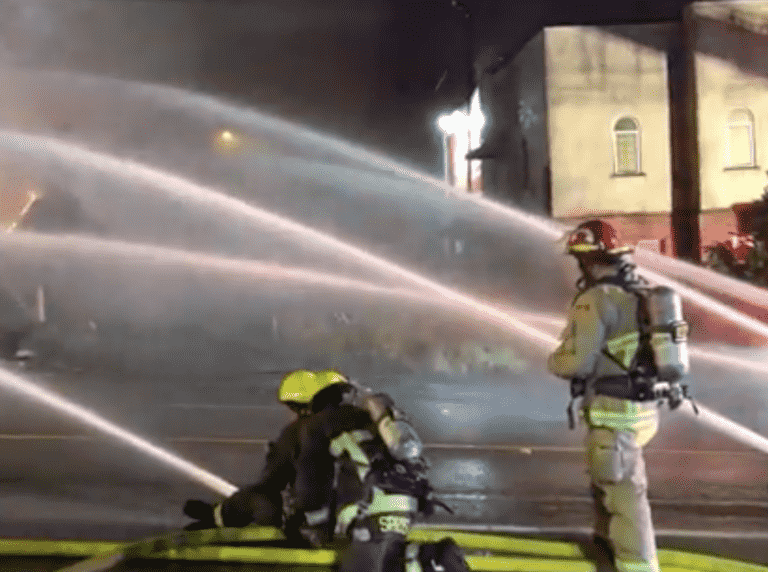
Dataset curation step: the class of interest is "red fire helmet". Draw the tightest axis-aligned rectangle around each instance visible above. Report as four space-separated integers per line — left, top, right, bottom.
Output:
566 219 633 256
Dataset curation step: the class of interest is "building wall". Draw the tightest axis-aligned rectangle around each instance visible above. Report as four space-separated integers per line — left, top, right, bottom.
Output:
479 31 550 215
544 25 675 221
475 11 768 253
558 208 740 252
699 207 740 247
689 3 768 211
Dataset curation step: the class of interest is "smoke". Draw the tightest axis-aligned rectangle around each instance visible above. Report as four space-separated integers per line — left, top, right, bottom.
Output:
0 0 432 168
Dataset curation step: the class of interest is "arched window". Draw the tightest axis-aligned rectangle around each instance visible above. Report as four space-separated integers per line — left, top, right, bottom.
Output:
613 117 641 175
726 109 755 168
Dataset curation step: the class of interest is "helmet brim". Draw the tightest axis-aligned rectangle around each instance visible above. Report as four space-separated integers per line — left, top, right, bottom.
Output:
568 245 634 255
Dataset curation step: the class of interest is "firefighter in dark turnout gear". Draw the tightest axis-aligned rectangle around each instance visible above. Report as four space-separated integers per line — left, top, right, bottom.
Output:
548 220 691 572
183 369 469 572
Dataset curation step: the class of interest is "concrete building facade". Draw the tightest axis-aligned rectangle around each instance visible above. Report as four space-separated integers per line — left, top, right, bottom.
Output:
465 1 768 259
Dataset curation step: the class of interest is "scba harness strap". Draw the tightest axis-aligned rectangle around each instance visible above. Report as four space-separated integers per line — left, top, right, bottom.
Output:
325 420 450 540
566 281 697 430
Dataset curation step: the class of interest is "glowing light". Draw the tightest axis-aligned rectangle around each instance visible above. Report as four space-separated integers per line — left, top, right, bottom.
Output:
436 90 485 138
437 110 470 135
436 90 485 191
0 364 237 496
214 129 241 153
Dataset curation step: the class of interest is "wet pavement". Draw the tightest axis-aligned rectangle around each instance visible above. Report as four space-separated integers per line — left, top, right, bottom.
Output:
1 357 767 567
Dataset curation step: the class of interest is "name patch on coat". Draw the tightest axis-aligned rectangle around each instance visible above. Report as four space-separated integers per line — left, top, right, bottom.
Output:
378 515 411 535
574 303 590 311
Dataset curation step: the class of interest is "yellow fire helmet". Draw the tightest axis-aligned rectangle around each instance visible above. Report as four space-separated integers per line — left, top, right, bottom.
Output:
314 369 350 393
277 370 321 405
278 369 350 406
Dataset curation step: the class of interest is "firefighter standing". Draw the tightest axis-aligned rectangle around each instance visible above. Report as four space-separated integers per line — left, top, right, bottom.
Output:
183 369 469 572
548 220 691 572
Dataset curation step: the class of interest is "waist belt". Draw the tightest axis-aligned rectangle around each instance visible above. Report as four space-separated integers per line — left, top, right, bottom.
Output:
568 376 657 429
593 375 656 401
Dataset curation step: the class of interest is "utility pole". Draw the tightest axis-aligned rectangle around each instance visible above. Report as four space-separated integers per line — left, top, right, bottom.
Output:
668 6 701 261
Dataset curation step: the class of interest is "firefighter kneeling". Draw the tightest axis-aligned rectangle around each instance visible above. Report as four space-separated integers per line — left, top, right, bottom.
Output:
549 220 693 572
183 369 469 572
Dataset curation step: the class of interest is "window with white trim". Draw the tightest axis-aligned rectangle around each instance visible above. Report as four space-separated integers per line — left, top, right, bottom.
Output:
613 117 641 175
726 109 755 168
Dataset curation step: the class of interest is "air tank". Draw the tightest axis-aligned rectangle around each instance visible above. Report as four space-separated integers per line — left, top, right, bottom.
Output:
646 286 690 382
360 393 424 463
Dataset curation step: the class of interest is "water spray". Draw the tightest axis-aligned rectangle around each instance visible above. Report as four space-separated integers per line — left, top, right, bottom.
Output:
105 83 768 455
26 70 768 330
0 232 550 345
462 195 768 342
4 129 764 348
0 131 554 348
6 231 765 381
1 130 766 344
0 134 765 459
6 69 450 188
6 191 40 233
16 232 768 497
678 401 768 455
520 327 768 455
0 364 237 496
688 346 768 376
6 233 768 458
498 308 768 379
132 82 451 189
465 194 568 239
466 193 768 321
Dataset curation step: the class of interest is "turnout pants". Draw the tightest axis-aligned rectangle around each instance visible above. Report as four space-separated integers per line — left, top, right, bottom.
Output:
337 516 470 572
586 425 660 572
336 489 418 572
338 525 407 572
335 488 469 572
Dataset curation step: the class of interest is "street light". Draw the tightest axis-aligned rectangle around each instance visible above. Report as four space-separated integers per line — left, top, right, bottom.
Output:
438 109 470 134
214 129 242 154
437 110 468 187
436 94 486 191
452 0 474 190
